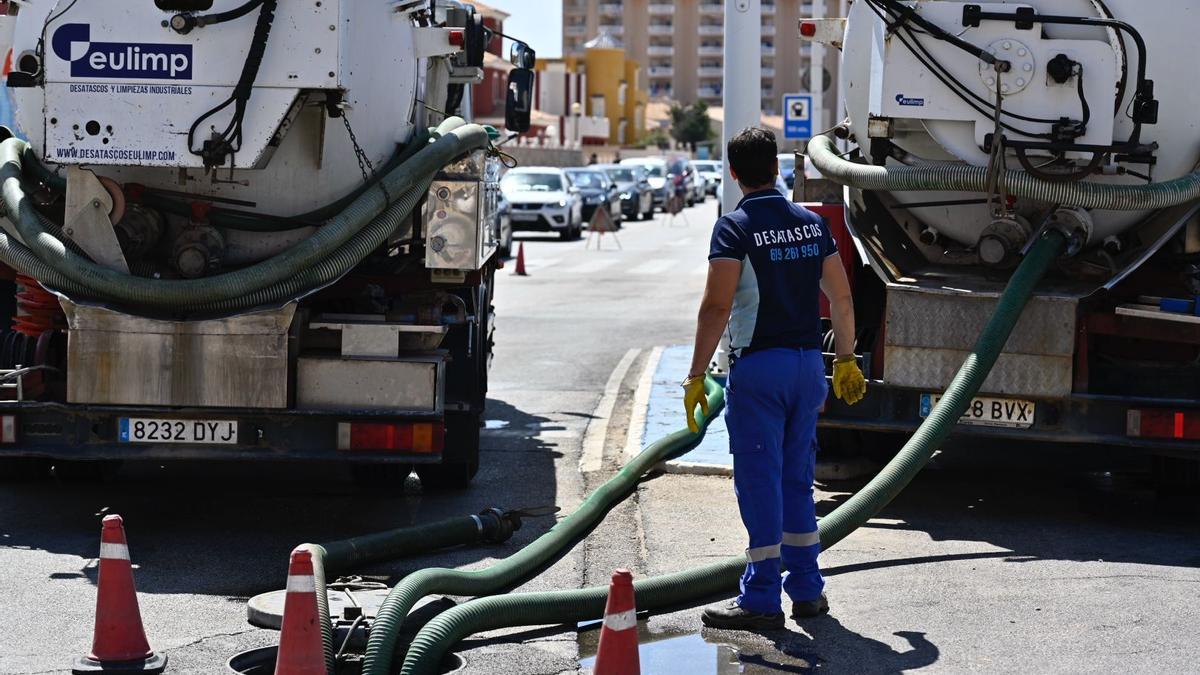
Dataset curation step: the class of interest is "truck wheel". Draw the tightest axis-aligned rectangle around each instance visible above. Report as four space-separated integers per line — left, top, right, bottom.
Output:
416 412 481 491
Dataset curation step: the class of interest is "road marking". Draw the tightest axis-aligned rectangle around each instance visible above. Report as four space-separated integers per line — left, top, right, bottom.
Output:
628 259 677 276
623 345 664 463
570 259 620 274
579 347 641 473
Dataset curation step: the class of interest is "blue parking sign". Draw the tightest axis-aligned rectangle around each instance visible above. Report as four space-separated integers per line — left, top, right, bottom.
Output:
783 93 814 140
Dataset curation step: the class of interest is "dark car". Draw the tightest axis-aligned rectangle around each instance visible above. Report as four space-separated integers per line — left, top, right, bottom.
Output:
564 168 622 227
596 163 655 221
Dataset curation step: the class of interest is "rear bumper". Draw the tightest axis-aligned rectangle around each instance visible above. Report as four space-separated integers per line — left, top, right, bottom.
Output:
819 382 1200 457
0 402 447 463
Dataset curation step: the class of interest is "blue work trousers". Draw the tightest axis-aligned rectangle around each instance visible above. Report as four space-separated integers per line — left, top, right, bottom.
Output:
725 347 826 614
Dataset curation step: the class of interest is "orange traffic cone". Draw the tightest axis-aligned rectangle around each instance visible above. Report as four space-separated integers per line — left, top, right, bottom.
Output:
73 515 166 674
593 569 640 675
274 547 327 675
514 242 529 276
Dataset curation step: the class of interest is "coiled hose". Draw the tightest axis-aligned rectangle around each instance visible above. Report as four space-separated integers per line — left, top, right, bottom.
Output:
361 377 729 675
807 134 1200 211
0 117 490 312
383 229 1068 675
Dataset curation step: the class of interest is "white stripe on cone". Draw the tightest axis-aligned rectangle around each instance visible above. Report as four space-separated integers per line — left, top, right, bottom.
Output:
286 574 317 593
602 608 637 632
99 542 130 560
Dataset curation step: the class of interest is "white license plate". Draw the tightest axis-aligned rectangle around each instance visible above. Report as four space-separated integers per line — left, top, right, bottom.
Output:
119 418 238 444
919 394 1035 429
510 212 539 221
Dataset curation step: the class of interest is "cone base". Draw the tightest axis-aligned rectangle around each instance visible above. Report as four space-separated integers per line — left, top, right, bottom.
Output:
72 652 167 674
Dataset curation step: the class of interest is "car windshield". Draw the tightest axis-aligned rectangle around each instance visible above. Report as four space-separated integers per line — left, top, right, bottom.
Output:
501 173 563 192
695 162 720 172
567 171 605 189
629 162 665 178
604 168 637 183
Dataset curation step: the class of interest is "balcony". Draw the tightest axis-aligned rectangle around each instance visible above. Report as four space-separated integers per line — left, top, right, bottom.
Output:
762 45 775 56
699 43 723 56
763 1 776 13
648 24 673 36
762 23 775 36
699 86 722 99
801 3 815 16
647 66 674 78
649 3 673 13
565 24 586 37
699 1 722 14
598 23 624 35
647 44 674 56
599 3 623 16
698 66 723 77
761 67 775 78
698 24 724 36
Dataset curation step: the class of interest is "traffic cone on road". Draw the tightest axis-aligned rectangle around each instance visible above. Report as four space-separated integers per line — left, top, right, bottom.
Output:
274 547 327 675
73 515 167 674
593 569 640 675
514 242 529 276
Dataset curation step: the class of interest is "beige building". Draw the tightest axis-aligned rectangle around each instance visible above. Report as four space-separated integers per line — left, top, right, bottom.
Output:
563 0 831 118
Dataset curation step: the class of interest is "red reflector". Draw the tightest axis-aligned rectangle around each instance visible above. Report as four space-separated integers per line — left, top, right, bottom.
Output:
448 29 465 47
0 415 15 443
337 422 445 453
1127 409 1200 440
800 22 817 37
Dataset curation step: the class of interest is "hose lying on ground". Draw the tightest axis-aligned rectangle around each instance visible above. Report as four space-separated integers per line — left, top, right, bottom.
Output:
807 134 1200 211
360 377 729 675
386 228 1069 675
0 117 489 313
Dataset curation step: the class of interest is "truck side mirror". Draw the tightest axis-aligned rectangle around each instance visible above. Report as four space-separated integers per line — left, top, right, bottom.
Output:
505 68 535 133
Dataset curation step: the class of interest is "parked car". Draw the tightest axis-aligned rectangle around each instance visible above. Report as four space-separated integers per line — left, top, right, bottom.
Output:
686 160 708 203
565 167 622 228
495 193 513 255
597 163 654 221
691 160 723 196
777 152 797 189
620 157 670 211
500 167 584 240
666 158 705 207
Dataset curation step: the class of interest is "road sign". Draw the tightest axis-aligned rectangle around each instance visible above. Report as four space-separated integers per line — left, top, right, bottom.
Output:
783 93 815 140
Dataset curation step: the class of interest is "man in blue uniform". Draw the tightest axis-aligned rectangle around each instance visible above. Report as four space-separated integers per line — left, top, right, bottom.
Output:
684 128 866 630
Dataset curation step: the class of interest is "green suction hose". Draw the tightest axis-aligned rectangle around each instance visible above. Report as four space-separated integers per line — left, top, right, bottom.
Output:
385 228 1068 675
0 117 489 312
360 377 728 675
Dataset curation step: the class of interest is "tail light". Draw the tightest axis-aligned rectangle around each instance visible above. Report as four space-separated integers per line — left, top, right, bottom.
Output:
336 422 445 453
1126 409 1200 441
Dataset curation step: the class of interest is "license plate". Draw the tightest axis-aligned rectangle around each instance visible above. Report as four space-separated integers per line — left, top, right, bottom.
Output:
119 418 238 444
919 394 1035 429
510 212 538 221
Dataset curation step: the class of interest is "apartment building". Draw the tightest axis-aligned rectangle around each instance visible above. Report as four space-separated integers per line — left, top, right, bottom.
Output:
562 0 828 116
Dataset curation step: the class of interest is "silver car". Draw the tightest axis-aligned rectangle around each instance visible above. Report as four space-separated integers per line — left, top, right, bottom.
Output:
500 167 585 241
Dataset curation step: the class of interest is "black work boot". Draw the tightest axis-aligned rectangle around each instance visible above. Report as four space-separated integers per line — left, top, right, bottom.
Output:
701 600 785 630
790 593 830 620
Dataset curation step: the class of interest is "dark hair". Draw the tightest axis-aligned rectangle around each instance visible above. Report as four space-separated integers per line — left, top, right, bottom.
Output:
726 127 778 188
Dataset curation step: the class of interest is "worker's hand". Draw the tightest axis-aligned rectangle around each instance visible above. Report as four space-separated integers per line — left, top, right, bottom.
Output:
832 355 867 405
682 374 710 434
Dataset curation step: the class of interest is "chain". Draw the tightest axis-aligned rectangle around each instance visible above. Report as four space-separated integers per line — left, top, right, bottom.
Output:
342 114 391 203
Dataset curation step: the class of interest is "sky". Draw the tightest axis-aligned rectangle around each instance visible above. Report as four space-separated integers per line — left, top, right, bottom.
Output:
485 0 564 60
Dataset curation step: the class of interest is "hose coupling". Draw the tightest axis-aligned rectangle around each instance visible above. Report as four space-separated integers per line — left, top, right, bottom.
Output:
477 508 519 544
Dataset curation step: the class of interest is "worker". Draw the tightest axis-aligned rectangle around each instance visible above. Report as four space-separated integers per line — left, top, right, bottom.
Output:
683 127 866 630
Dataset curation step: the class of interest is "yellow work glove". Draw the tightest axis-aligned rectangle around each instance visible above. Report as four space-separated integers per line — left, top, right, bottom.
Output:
832 355 867 405
682 374 710 434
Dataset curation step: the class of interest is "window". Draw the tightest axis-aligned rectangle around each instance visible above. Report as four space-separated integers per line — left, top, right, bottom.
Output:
618 82 627 106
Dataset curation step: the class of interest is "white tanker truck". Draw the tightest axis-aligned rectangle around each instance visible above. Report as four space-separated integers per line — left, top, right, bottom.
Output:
0 0 537 488
802 0 1200 487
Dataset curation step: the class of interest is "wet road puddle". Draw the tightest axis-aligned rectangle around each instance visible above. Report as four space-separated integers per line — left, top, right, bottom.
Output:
577 622 818 674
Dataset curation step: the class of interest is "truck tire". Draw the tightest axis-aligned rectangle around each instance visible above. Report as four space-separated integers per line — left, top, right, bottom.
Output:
416 412 481 491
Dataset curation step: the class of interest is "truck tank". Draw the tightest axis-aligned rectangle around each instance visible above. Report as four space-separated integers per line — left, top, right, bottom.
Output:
802 0 1200 461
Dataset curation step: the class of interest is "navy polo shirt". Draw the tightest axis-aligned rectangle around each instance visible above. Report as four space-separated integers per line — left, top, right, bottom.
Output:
708 189 838 356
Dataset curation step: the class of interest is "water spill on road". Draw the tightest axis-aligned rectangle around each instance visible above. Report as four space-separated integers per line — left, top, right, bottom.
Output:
577 623 819 674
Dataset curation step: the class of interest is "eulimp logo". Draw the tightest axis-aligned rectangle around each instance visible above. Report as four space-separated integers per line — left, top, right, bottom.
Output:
895 94 926 107
52 23 192 80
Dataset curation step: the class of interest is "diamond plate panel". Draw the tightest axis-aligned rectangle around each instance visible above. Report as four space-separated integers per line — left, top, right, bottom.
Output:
884 347 1072 398
886 287 1078 356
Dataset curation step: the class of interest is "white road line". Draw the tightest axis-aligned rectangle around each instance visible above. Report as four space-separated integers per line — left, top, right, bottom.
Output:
570 259 620 274
579 347 641 474
628 259 678 276
622 345 665 463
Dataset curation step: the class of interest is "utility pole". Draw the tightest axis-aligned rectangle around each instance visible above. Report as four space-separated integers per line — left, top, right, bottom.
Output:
720 0 762 215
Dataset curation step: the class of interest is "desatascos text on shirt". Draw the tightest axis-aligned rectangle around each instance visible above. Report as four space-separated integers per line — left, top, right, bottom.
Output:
708 189 838 356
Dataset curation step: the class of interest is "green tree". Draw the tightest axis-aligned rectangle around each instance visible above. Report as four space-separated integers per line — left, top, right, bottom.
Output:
669 101 714 152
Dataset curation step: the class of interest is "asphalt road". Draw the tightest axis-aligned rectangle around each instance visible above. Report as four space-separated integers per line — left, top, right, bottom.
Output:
2 198 1199 674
